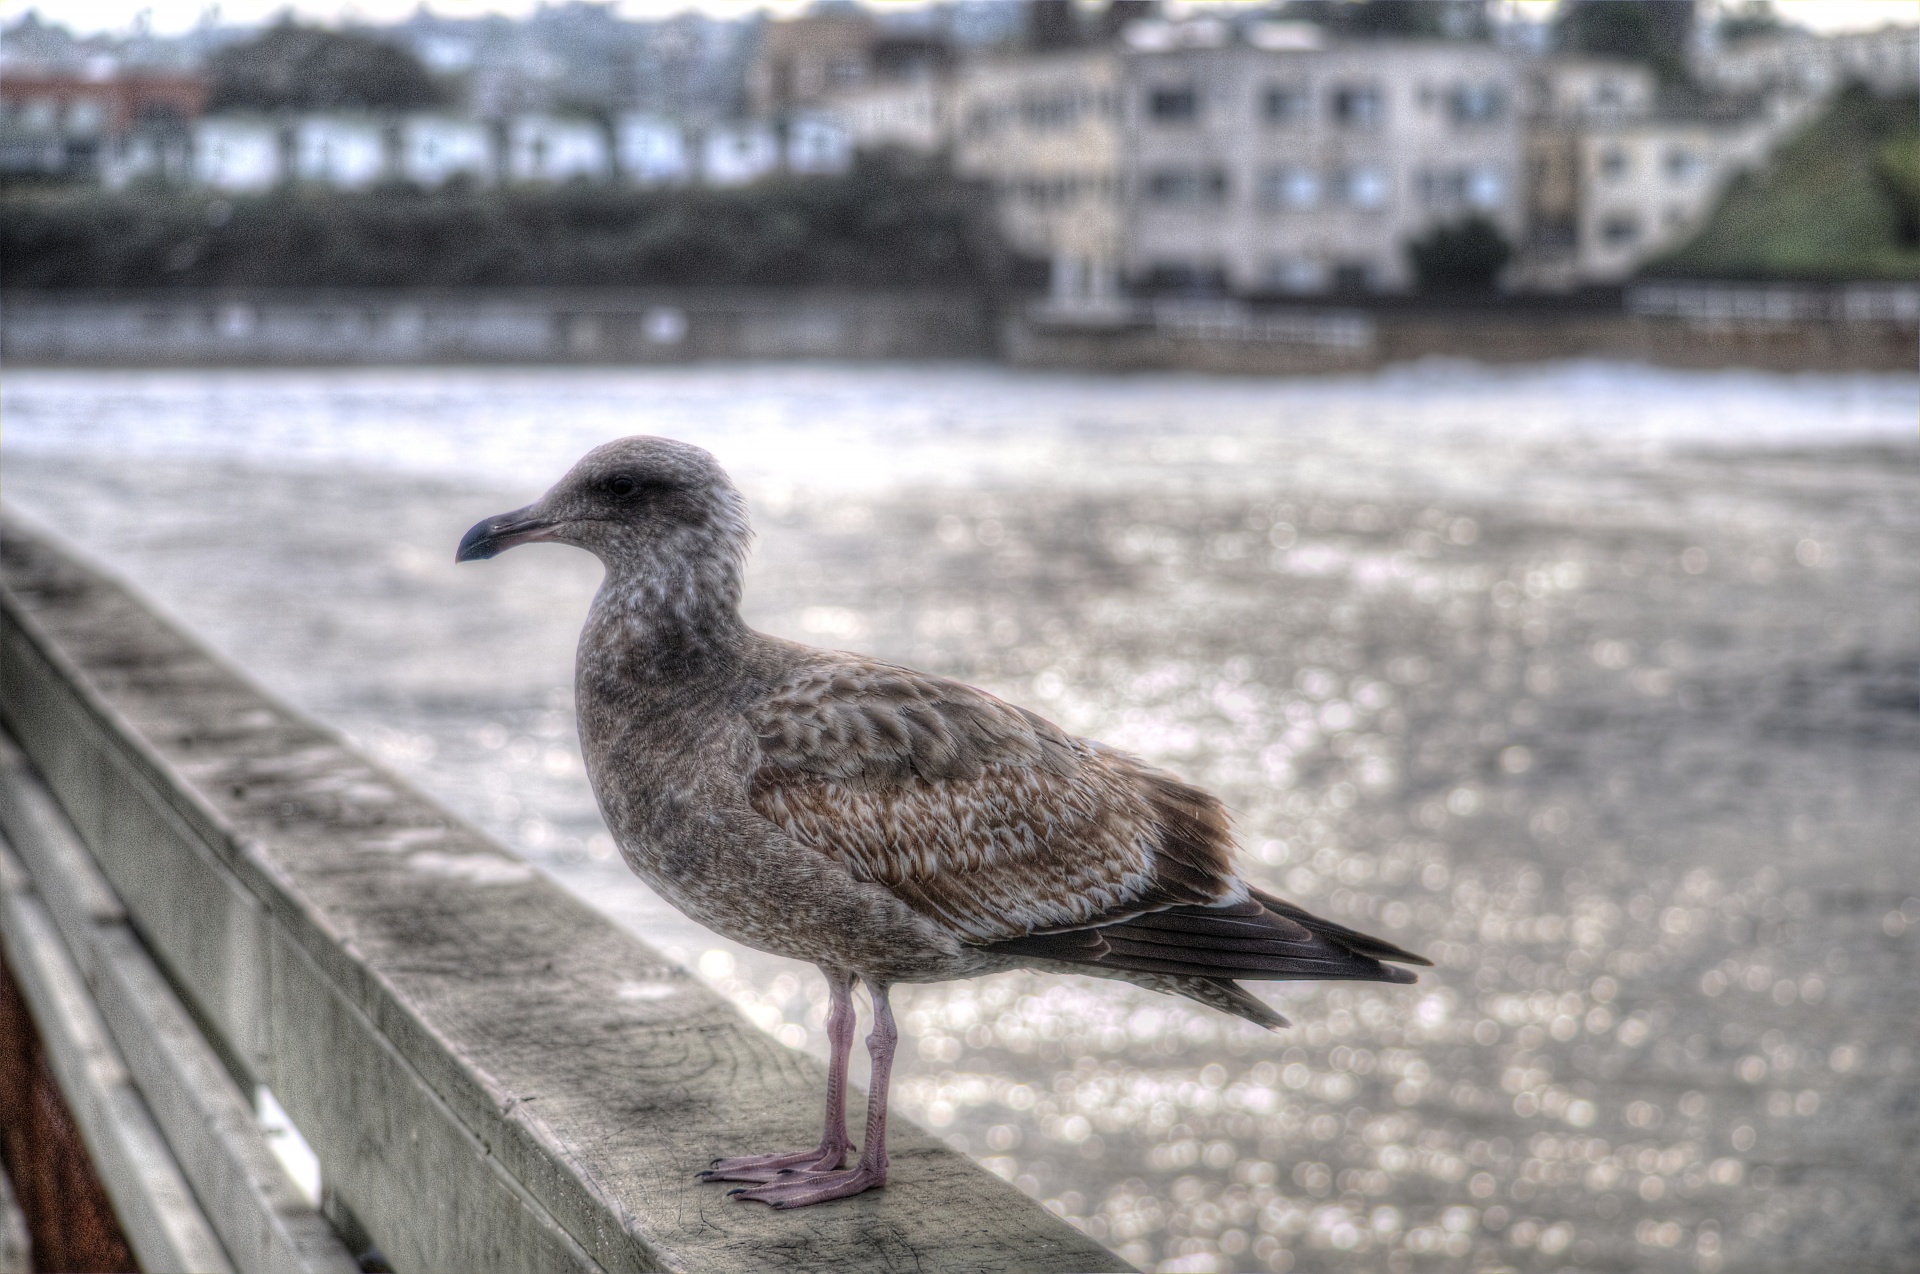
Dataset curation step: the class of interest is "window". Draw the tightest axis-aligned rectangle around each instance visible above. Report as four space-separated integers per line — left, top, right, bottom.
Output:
1147 167 1228 204
1262 84 1308 125
1601 214 1639 245
1330 84 1383 127
1599 147 1628 181
1149 85 1199 124
1144 261 1226 293
67 98 106 133
1259 166 1321 210
1418 166 1501 210
1264 257 1326 293
1664 147 1701 182
1338 166 1387 209
1021 93 1077 130
1448 83 1504 125
1467 167 1504 209
1331 260 1376 291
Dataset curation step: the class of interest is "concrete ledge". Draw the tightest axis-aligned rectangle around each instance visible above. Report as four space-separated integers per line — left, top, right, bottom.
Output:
0 734 359 1274
0 518 1125 1273
0 837 234 1273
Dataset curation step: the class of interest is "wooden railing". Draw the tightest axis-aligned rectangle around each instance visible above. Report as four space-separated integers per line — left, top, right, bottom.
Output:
0 516 1124 1274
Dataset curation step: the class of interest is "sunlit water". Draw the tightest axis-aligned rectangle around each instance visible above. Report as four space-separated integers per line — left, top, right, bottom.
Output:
5 363 1917 1274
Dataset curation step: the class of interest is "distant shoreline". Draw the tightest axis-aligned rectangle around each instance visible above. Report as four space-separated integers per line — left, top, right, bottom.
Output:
2 283 1913 374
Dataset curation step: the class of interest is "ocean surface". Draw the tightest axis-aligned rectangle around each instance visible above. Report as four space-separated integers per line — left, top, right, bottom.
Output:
4 362 1917 1274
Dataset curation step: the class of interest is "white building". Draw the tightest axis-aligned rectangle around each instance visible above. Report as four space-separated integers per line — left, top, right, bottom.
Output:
786 113 852 175
1521 55 1820 286
192 117 281 192
401 116 494 186
702 122 779 186
1528 56 1657 120
1695 23 1920 98
1572 113 1777 282
100 131 190 189
826 78 946 154
294 116 388 189
616 115 692 185
950 49 1124 308
1120 28 1525 294
507 115 611 183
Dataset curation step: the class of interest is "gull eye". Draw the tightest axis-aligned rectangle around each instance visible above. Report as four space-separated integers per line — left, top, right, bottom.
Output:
608 474 637 497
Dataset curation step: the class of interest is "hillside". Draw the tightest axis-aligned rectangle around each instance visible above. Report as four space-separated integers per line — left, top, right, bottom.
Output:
1649 85 1920 281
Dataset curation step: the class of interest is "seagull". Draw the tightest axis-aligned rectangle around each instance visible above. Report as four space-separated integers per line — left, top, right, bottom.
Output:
456 436 1429 1209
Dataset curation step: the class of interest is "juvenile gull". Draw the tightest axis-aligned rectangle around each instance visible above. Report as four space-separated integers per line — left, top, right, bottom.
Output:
456 436 1430 1208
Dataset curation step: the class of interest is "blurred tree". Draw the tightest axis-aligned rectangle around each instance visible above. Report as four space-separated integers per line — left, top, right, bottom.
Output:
206 20 446 112
1097 0 1156 41
0 151 1027 293
1877 129 1920 247
1717 0 1789 44
1027 0 1080 51
1406 215 1512 291
1281 0 1489 41
1555 0 1694 85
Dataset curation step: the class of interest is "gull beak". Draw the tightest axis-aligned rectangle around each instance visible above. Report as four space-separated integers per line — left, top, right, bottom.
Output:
455 506 560 562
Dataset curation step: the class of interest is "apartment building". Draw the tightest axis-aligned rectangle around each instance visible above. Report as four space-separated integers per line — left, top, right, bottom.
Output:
830 77 946 154
1120 27 1524 294
1522 56 1798 286
294 117 389 189
1 67 205 181
403 116 496 186
1695 23 1920 98
950 49 1123 306
1518 57 1655 286
1571 110 1779 282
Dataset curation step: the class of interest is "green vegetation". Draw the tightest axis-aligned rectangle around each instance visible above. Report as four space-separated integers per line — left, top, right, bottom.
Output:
0 153 1023 291
206 19 446 112
1650 86 1920 281
1406 215 1513 291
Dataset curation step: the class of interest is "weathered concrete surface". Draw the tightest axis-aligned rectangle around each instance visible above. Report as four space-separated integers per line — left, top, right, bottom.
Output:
0 519 1126 1274
0 733 360 1274
0 838 235 1273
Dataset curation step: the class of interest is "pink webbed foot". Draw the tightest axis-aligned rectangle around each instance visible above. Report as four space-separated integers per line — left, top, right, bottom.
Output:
697 1143 849 1184
727 1163 886 1208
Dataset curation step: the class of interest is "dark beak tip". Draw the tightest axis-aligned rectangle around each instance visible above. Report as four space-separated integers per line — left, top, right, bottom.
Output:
455 518 502 564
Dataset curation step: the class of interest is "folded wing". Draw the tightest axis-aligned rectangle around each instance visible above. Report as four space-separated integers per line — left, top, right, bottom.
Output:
747 654 1428 996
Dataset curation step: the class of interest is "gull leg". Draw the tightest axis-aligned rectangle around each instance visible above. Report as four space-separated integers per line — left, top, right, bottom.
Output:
729 977 895 1207
699 967 856 1183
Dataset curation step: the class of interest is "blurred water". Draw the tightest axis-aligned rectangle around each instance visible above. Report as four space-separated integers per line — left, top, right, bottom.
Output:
4 362 1917 1274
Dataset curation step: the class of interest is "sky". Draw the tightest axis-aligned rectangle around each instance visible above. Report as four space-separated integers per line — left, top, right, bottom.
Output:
3 0 1914 39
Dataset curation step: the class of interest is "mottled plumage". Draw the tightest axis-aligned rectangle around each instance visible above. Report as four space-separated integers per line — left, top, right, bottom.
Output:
457 435 1429 1208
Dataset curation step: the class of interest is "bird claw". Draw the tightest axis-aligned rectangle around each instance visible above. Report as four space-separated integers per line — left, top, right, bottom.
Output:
697 1145 849 1183
727 1164 886 1208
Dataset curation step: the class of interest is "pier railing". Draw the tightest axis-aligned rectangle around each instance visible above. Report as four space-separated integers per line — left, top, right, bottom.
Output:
0 516 1123 1274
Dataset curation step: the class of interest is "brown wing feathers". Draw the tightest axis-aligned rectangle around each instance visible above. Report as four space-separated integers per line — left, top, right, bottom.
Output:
748 655 1429 1007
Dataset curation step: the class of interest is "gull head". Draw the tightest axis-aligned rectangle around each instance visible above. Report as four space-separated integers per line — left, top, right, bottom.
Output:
455 436 749 575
